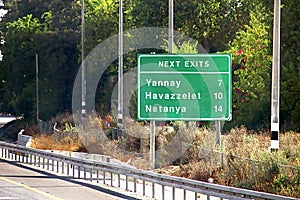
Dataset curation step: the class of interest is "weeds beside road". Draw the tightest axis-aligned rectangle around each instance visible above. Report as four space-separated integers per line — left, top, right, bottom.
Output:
29 116 300 198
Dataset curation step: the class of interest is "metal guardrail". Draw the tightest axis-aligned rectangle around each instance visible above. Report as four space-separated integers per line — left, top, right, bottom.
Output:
0 141 297 200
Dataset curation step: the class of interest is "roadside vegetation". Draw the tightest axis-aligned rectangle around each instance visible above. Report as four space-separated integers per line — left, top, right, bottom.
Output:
29 114 300 198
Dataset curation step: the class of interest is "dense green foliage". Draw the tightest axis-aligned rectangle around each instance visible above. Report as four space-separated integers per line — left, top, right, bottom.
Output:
225 2 273 129
0 0 299 130
0 0 79 120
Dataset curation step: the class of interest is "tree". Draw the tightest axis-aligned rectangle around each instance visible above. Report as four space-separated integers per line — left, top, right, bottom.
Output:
1 0 80 121
280 0 300 130
129 0 250 53
83 0 118 55
224 2 272 129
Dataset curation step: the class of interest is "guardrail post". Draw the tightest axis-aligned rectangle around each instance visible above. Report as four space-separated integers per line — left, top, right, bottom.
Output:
96 170 99 183
172 187 175 200
26 152 29 163
67 163 69 175
62 160 64 174
22 153 25 163
29 154 32 164
162 185 165 200
103 171 106 184
152 182 155 198
134 178 137 192
125 175 128 190
56 160 59 173
118 174 120 187
52 159 55 171
47 158 50 170
111 173 113 186
143 180 146 196
78 166 81 178
183 189 186 200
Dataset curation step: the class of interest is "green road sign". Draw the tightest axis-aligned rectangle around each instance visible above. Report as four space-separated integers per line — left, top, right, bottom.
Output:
137 54 232 121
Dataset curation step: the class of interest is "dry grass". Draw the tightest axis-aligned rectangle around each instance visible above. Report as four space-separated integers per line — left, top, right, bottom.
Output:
31 134 84 152
154 126 300 197
26 114 300 197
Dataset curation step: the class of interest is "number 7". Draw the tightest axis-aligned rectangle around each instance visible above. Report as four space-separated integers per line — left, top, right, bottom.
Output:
218 80 223 86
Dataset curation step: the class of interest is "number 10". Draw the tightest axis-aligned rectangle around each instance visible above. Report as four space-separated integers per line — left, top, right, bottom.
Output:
214 92 223 99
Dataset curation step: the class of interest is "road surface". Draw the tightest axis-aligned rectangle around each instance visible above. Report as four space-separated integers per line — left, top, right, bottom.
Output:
0 158 151 200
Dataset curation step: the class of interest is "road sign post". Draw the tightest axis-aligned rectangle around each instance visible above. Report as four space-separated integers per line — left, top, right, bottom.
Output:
137 54 232 121
0 50 3 61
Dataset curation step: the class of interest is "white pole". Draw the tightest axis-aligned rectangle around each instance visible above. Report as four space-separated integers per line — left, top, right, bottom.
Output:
36 53 39 122
149 0 174 169
168 0 173 53
118 0 123 128
150 121 155 169
216 121 221 145
81 0 86 120
270 0 281 150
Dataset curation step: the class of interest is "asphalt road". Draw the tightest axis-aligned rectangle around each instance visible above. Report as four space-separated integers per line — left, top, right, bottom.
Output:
0 158 150 200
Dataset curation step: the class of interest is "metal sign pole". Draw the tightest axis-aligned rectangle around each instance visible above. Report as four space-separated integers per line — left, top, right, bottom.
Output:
36 53 39 122
270 0 281 150
118 0 124 129
150 0 173 169
168 0 173 53
150 121 155 169
81 0 86 120
215 121 221 145
0 50 3 61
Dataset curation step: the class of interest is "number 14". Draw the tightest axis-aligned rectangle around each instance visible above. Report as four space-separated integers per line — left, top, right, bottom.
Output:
214 105 223 112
